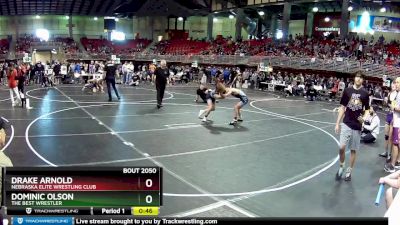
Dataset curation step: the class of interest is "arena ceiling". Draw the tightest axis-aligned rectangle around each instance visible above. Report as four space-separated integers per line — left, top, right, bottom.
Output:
0 0 210 16
0 0 125 16
0 0 398 17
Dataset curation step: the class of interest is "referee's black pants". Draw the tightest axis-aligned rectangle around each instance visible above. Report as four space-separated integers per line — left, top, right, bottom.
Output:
106 78 120 101
156 81 166 106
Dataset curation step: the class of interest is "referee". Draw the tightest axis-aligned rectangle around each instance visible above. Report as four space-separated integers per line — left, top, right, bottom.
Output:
104 60 120 102
154 60 169 109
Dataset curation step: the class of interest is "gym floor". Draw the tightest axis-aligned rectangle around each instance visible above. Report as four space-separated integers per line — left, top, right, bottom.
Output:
0 84 388 217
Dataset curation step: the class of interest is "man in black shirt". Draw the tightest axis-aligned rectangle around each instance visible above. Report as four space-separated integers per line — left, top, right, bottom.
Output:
335 71 370 181
104 61 120 102
154 60 169 109
53 62 61 85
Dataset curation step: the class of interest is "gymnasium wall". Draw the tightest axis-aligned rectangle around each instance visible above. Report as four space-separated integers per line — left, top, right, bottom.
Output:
349 10 400 42
186 16 208 40
132 16 168 40
0 16 133 39
211 17 237 39
32 51 51 64
288 20 305 36
0 11 398 44
0 14 312 42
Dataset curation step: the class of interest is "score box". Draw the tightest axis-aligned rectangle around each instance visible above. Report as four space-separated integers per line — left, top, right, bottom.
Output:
2 167 162 209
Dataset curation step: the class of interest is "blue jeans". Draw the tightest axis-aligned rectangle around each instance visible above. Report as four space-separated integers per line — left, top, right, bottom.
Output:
126 72 132 84
122 73 127 84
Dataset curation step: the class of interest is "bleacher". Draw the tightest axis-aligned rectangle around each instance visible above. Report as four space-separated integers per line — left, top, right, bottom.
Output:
16 36 39 53
163 39 210 55
80 37 151 55
0 39 9 55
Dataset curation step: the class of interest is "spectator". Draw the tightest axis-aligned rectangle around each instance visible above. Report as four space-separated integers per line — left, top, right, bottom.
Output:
339 78 346 93
0 117 6 148
306 84 317 101
335 71 370 181
361 106 380 143
379 171 400 209
0 117 13 167
284 82 293 97
386 77 400 173
7 64 22 107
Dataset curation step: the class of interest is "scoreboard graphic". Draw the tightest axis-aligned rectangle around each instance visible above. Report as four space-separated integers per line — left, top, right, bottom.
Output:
2 167 162 217
0 167 386 225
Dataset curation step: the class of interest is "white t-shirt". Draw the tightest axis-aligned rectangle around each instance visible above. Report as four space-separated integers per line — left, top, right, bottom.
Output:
314 85 323 91
339 82 345 91
389 91 398 103
128 64 134 72
200 75 207 85
363 114 380 138
60 65 67 75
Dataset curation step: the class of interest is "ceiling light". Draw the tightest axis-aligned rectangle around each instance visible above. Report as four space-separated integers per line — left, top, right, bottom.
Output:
312 7 318 12
258 11 265 16
276 30 283 39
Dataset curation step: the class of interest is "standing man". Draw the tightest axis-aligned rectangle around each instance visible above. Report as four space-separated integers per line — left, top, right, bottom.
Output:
89 61 96 75
154 60 169 109
121 62 128 85
335 71 370 181
127 62 134 85
53 62 61 85
104 60 120 102
7 64 22 107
